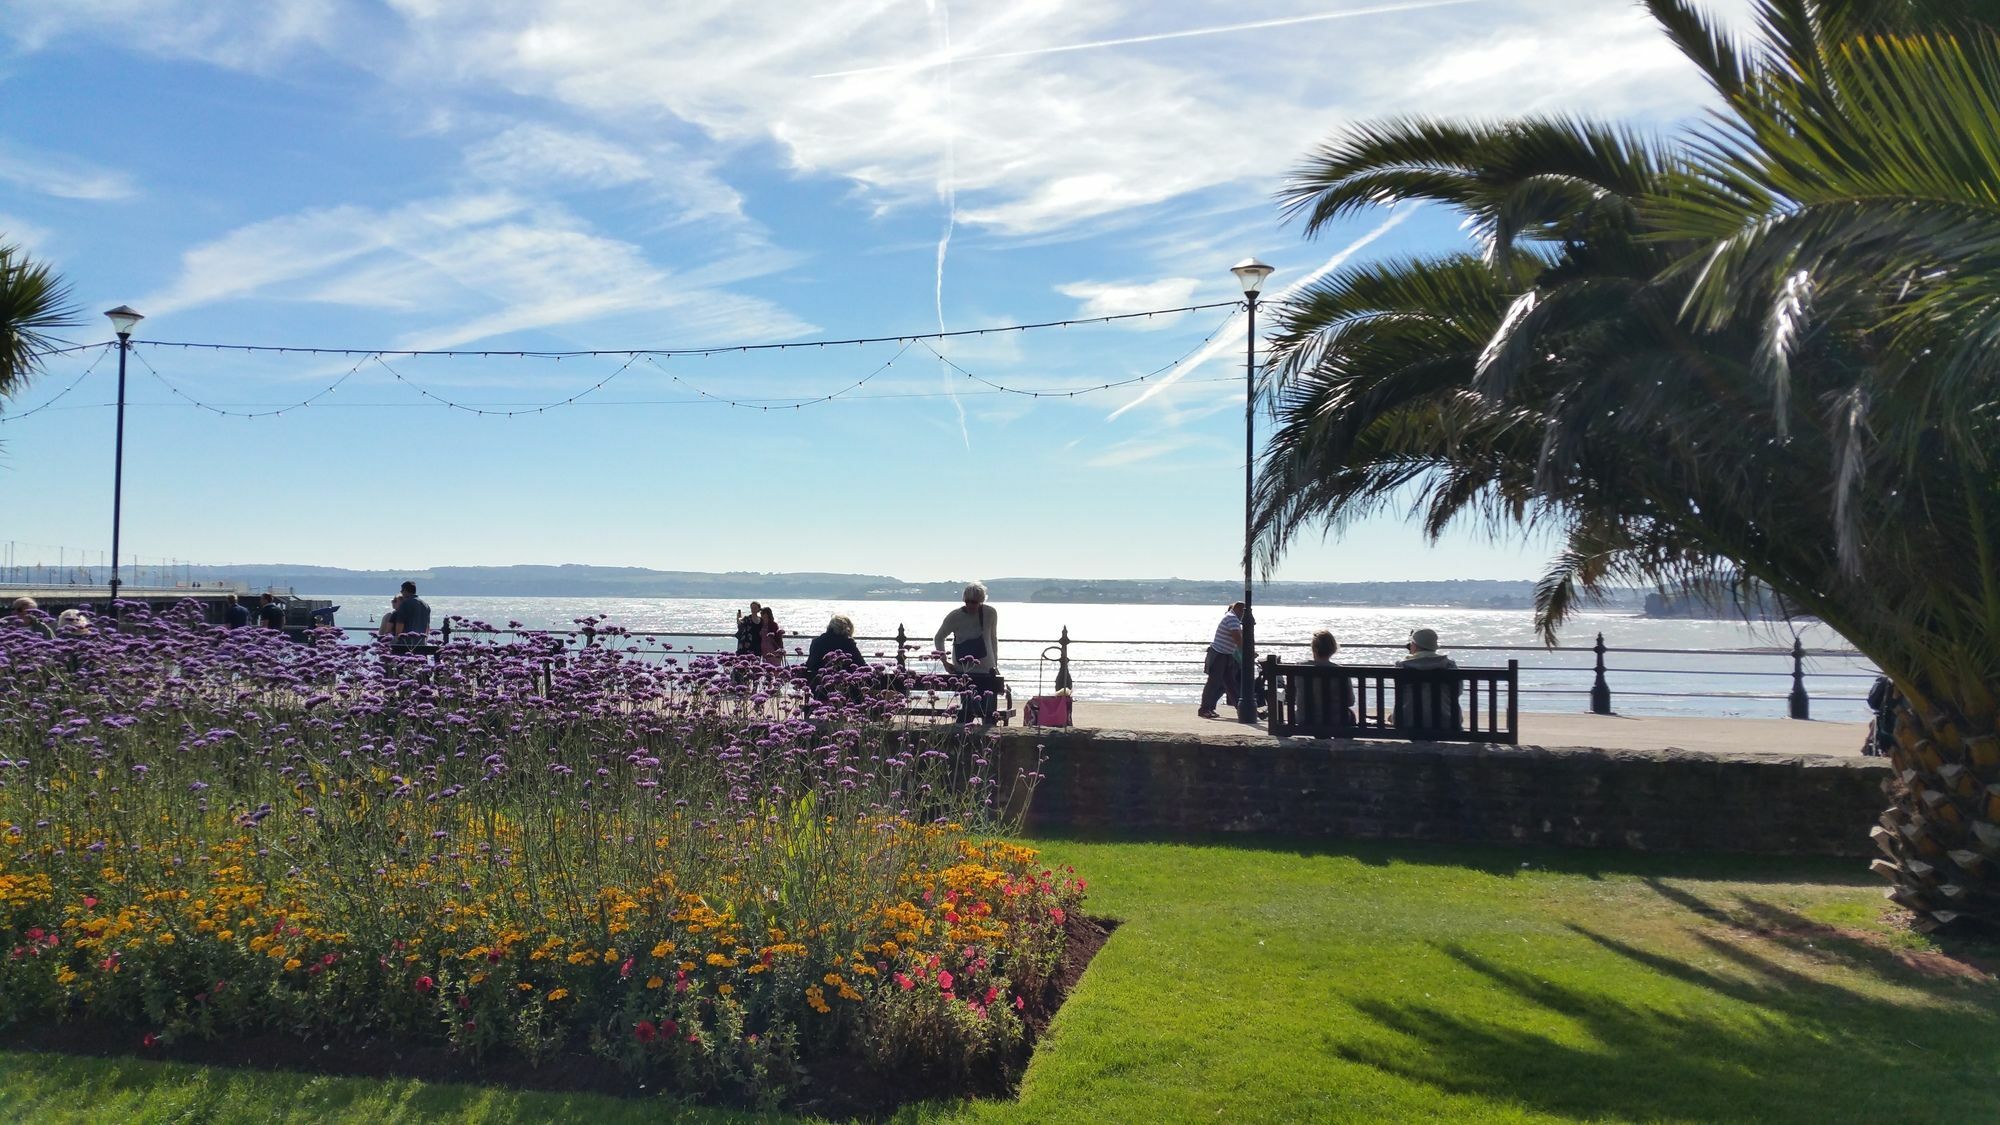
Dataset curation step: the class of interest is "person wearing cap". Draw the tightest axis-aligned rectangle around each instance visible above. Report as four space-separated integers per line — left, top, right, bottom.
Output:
1396 627 1462 732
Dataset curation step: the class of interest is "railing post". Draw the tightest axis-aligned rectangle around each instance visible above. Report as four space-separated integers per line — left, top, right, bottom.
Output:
895 624 907 672
1055 625 1074 692
1789 637 1810 720
1590 632 1612 714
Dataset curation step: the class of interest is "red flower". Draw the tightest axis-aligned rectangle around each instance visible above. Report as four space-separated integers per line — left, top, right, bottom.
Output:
945 911 960 924
82 896 98 910
984 986 998 1005
414 975 435 994
140 1033 158 1048
620 957 634 979
664 1019 679 1037
24 928 44 942
486 950 502 964
895 973 914 991
457 995 470 1011
306 964 323 976
1014 994 1025 1011
936 970 954 992
635 1020 657 1043
322 953 337 965
1051 907 1066 924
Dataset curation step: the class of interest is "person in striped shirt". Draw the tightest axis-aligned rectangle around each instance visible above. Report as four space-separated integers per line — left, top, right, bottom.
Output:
1197 602 1245 718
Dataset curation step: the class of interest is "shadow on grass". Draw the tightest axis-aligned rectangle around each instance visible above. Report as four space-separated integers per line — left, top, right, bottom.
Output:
1324 882 2000 1122
1020 826 1873 886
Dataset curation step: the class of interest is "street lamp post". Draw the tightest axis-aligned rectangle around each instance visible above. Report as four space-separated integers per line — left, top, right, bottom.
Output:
104 305 144 614
1230 259 1274 725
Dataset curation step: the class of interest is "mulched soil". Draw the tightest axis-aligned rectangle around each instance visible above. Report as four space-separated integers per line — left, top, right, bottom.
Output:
0 913 1118 1121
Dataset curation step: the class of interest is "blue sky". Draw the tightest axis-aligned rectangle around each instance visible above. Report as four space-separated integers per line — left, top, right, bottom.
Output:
0 0 1743 583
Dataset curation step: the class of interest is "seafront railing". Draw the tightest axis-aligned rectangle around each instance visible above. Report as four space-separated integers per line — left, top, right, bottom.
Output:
338 621 1878 721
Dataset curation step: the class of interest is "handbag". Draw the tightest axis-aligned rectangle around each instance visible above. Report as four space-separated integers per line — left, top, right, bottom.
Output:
951 605 992 670
1026 693 1072 727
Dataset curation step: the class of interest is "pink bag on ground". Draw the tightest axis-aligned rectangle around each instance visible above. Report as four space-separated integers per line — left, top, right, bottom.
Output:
1027 694 1072 727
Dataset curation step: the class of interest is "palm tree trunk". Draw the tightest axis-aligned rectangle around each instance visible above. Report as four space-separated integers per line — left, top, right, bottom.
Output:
1873 695 2000 928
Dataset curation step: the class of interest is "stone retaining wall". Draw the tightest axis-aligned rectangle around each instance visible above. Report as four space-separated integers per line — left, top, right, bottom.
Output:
991 728 1892 857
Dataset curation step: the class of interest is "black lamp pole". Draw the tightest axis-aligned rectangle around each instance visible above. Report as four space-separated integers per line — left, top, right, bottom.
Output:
1230 259 1273 725
104 305 143 616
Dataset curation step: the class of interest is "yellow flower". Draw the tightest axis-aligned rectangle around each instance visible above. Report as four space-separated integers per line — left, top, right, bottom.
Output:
650 941 674 958
547 988 569 1001
805 985 830 1014
718 983 734 996
646 976 664 990
283 958 303 972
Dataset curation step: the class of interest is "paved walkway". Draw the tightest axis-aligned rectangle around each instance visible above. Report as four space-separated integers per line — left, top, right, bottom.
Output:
1065 701 1869 757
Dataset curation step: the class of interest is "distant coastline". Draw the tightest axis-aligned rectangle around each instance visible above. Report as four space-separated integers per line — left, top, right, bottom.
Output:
99 563 1655 612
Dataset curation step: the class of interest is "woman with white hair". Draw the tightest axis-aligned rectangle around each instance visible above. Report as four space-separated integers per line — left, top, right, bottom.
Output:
805 613 864 680
934 582 1001 722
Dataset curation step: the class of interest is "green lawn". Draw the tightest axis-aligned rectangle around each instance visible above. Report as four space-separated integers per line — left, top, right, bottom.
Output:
6 838 1996 1124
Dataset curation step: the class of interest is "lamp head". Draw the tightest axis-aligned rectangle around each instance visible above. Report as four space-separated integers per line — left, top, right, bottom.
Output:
1230 258 1275 296
104 305 144 338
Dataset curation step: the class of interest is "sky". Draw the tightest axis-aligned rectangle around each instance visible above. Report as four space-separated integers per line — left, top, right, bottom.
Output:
0 0 1746 584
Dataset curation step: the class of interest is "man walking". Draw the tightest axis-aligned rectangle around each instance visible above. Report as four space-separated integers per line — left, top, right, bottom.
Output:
256 593 287 630
224 593 250 629
1197 602 1245 719
390 581 431 647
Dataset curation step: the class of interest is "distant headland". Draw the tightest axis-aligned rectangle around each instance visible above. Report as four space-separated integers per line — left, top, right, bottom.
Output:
136 563 1661 612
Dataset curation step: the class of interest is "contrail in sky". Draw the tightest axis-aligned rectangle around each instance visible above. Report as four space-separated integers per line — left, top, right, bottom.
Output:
815 0 1484 79
1106 205 1415 421
927 0 969 448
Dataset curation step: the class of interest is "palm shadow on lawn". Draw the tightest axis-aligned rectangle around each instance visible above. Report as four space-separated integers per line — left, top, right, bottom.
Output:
1024 827 1875 886
1324 881 2000 1122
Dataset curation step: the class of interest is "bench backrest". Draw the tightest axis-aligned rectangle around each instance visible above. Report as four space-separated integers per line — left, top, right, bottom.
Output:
1260 658 1519 744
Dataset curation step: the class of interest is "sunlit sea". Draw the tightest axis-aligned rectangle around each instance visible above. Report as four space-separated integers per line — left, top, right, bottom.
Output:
314 594 1877 721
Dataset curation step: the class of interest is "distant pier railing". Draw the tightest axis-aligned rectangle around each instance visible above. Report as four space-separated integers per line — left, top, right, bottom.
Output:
339 621 1875 720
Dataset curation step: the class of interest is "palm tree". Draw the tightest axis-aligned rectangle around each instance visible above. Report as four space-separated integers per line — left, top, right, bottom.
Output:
0 239 78 405
1257 0 2000 927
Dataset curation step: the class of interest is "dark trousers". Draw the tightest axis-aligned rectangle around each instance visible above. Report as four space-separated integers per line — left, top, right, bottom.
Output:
1199 649 1240 712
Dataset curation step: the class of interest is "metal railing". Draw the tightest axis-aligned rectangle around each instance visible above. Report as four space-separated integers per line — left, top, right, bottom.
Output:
338 620 1876 719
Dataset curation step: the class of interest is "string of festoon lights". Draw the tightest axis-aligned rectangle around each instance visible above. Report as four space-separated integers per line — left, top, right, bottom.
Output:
0 342 112 422
4 299 1250 420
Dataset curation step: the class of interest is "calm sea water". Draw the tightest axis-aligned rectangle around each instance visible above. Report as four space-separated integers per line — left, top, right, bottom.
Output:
317 593 1877 721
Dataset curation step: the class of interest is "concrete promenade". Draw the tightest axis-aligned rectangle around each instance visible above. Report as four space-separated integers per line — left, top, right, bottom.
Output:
1064 701 1869 758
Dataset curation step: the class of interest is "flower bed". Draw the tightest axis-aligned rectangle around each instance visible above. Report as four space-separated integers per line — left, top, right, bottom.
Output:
0 606 1085 1112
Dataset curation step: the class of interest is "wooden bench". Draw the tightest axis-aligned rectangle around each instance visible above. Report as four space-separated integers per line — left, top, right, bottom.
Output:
1260 657 1519 744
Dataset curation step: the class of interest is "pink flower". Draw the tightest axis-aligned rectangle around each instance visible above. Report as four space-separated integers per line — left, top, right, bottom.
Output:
984 986 998 1005
414 975 435 994
937 970 954 992
895 973 914 991
82 896 98 910
141 1033 158 1048
635 1020 657 1043
620 957 634 979
1015 994 1025 1011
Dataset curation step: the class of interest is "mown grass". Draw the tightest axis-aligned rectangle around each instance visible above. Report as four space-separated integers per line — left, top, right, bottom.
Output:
7 837 1997 1124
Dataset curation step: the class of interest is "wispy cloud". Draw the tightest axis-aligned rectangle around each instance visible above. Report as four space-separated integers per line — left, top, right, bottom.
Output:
1058 277 1201 327
1108 205 1415 421
137 192 813 350
0 142 137 201
812 0 1487 78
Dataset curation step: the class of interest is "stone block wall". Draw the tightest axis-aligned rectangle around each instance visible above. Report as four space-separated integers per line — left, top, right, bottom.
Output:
990 728 1892 857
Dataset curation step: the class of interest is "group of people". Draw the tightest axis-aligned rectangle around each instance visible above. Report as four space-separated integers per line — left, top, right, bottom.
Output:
9 596 90 638
1198 601 1460 726
732 584 1003 720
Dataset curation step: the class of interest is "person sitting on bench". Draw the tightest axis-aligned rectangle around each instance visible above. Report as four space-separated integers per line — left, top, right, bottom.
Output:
1294 629 1355 731
1395 627 1463 734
